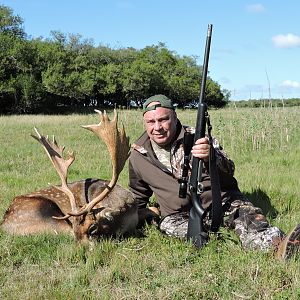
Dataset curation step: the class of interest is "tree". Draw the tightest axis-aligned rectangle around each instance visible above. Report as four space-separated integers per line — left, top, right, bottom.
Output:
166 56 200 105
205 79 229 108
121 59 164 103
0 5 25 38
0 4 230 113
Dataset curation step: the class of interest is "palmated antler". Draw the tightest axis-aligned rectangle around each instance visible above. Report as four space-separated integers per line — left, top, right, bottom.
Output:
32 109 130 219
31 128 78 216
69 109 130 215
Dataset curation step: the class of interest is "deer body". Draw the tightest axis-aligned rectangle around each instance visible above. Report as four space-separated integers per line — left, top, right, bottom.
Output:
0 110 139 242
1 179 138 240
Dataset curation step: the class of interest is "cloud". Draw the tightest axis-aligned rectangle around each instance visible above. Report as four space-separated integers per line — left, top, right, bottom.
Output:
272 33 300 48
280 80 300 88
246 4 265 13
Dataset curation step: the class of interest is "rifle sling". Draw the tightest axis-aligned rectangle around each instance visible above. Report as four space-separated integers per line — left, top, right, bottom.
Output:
207 119 223 232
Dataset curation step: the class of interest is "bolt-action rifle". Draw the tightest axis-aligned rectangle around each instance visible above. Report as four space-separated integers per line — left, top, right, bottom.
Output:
178 24 223 248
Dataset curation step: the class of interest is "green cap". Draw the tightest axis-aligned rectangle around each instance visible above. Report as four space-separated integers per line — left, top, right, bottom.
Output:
143 95 175 114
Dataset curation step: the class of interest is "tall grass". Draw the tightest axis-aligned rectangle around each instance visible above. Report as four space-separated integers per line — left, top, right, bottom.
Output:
0 107 300 299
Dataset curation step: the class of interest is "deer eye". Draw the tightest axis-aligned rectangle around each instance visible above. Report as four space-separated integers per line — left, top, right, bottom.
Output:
87 224 98 236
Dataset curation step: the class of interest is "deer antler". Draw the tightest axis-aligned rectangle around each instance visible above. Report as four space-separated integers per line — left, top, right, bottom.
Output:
31 128 78 215
68 109 130 216
32 110 129 219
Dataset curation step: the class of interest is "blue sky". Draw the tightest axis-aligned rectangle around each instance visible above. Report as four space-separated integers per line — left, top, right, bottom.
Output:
1 0 300 100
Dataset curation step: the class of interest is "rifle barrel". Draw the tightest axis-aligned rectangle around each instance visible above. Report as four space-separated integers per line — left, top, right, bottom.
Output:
198 24 212 108
190 24 213 189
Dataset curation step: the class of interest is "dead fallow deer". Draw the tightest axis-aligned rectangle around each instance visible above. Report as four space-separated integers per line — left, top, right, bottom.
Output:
0 109 139 242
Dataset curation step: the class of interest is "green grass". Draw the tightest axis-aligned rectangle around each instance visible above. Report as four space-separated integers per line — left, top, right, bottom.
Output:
0 107 300 299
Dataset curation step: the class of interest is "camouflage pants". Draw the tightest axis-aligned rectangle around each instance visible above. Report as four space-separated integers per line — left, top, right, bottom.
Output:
159 199 284 251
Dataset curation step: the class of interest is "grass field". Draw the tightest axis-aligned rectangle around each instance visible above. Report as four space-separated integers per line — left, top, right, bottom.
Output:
0 106 300 299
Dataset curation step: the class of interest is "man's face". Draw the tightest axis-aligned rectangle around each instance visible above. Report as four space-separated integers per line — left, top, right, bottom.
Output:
143 102 177 146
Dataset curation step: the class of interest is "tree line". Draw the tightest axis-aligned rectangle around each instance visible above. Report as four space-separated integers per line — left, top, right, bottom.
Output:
229 98 300 108
0 5 231 114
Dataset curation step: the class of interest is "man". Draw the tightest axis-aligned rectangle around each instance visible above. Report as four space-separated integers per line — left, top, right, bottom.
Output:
128 94 300 259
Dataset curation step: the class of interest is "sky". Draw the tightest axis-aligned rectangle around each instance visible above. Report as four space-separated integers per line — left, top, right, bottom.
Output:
1 0 300 101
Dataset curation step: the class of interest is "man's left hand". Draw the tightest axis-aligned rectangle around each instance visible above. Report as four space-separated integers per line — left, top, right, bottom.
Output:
191 137 210 162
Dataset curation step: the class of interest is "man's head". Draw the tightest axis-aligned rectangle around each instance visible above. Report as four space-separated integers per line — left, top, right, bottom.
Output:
143 95 178 146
